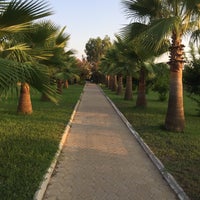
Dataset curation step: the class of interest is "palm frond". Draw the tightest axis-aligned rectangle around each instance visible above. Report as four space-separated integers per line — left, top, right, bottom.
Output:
0 0 52 35
190 29 200 45
139 17 179 51
32 50 53 60
0 0 52 26
56 26 70 47
0 1 9 13
0 23 31 34
120 22 148 41
122 0 164 22
25 63 59 103
0 58 24 94
3 43 33 62
183 0 200 14
26 20 59 47
0 59 59 103
6 43 31 51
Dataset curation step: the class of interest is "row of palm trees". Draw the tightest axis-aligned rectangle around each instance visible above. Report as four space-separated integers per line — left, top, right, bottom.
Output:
100 0 200 132
101 34 161 104
0 0 78 114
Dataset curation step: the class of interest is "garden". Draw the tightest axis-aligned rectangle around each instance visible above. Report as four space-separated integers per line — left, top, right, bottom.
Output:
0 0 200 199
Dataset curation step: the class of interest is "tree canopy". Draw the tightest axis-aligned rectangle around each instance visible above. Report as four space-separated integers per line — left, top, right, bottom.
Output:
85 35 112 83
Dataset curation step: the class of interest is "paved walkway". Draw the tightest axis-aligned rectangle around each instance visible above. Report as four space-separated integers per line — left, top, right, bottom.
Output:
43 83 177 200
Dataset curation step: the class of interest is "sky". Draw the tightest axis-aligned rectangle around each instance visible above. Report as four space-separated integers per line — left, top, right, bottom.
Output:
46 0 130 59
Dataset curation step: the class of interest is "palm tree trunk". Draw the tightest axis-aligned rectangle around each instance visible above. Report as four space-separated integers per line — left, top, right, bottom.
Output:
107 75 110 88
17 82 32 114
109 75 114 90
136 68 147 107
57 79 63 94
165 32 185 132
64 80 69 89
117 74 123 95
124 75 132 100
112 75 118 91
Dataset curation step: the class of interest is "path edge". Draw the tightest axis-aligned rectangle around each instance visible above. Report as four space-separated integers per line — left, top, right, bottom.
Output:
99 86 190 200
33 86 84 200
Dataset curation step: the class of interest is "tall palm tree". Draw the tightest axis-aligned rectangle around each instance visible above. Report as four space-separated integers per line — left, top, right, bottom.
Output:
122 0 200 132
0 0 54 114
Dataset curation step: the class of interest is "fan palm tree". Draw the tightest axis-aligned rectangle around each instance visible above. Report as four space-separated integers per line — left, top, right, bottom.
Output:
122 0 200 132
114 36 140 100
132 39 166 107
22 20 66 111
135 61 155 107
4 21 59 113
0 0 54 114
101 36 143 100
100 47 119 92
24 21 75 98
49 39 78 94
24 20 61 101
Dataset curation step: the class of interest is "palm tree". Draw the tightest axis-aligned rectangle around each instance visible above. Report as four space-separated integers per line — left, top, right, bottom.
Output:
2 20 72 113
54 54 81 93
114 36 140 100
122 0 200 132
132 40 162 107
25 21 63 99
17 20 62 109
0 0 54 114
100 47 119 92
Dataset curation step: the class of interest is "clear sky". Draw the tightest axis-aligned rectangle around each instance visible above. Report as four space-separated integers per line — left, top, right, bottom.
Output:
47 0 130 59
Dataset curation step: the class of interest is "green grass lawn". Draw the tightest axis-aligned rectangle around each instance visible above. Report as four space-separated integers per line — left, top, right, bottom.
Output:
103 87 200 200
0 84 83 200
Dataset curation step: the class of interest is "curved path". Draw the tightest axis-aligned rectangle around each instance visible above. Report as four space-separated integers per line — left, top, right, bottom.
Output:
43 83 177 200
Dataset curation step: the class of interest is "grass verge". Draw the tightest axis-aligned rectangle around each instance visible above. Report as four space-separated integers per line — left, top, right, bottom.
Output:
0 84 83 200
103 87 200 200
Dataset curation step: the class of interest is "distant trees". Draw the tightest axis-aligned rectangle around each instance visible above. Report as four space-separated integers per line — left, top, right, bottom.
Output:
76 58 91 82
85 35 112 83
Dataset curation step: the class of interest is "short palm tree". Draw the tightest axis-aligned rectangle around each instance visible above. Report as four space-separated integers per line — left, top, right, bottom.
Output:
18 20 65 111
122 0 200 132
0 0 54 114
